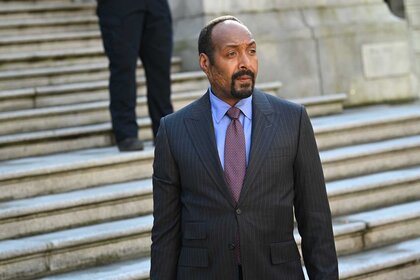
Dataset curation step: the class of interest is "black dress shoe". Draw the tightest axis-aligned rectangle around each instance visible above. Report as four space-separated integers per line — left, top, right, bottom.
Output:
117 138 144 152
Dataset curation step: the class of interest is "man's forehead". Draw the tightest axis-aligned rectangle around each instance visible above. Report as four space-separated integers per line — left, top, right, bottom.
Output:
212 20 254 47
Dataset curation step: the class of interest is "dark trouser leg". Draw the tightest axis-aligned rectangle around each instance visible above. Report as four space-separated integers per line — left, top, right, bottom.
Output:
139 0 174 138
97 10 144 143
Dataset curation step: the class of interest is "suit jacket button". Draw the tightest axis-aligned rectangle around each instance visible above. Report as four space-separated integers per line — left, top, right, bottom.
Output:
229 243 236 250
236 208 242 215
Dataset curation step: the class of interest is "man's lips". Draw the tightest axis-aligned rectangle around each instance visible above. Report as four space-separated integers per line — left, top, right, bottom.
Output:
236 75 252 81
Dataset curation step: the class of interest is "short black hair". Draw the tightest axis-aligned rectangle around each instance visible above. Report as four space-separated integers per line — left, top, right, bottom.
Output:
198 15 242 64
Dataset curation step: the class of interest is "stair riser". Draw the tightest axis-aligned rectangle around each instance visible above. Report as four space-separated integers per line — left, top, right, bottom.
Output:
1 144 419 196
334 231 365 257
0 37 101 53
0 75 206 112
0 234 151 280
342 263 420 280
329 181 420 216
0 157 153 201
317 118 420 150
323 148 420 181
362 218 420 250
0 21 99 37
0 77 208 112
0 133 117 161
0 95 194 135
0 53 104 71
0 9 95 21
0 195 153 240
306 102 344 118
0 63 182 91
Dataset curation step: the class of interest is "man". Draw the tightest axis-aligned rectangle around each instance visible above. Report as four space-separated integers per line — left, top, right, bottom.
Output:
151 15 338 280
96 0 174 151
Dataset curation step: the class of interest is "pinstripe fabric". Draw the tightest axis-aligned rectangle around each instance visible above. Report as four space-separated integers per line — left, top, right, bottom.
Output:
151 89 338 280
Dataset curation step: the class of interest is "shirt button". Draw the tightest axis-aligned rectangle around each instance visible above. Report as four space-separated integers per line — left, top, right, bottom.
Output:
228 243 236 250
236 208 242 215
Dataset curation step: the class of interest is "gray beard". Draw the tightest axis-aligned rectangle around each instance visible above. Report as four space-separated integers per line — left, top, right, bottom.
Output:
230 80 254 99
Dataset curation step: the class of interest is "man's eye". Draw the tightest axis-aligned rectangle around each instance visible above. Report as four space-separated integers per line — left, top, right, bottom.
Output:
227 51 236 57
249 49 257 55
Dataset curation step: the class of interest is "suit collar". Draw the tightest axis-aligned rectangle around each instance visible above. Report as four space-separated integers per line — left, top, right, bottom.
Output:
184 91 235 206
184 89 276 207
239 90 276 204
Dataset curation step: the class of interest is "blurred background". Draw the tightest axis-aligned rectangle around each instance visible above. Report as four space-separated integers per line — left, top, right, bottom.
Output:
0 0 418 279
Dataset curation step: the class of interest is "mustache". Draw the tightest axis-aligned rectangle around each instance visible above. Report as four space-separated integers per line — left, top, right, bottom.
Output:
232 70 255 81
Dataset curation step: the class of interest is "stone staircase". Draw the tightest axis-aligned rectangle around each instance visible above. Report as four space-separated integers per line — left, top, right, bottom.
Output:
0 1 419 279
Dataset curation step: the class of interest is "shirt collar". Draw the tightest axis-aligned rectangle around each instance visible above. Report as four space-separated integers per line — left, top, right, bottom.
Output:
209 87 253 124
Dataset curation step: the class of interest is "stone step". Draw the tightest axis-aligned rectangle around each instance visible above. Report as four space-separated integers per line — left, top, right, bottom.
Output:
0 201 417 279
0 145 155 201
295 201 420 257
1 163 416 242
313 103 420 150
3 82 347 137
320 135 420 181
0 56 182 91
0 14 98 36
338 238 420 280
0 178 153 240
0 71 210 112
39 258 150 280
36 238 420 280
0 83 282 160
0 130 418 201
328 166 420 216
0 45 105 71
0 2 95 21
0 29 101 53
2 160 418 245
336 201 420 253
0 215 153 280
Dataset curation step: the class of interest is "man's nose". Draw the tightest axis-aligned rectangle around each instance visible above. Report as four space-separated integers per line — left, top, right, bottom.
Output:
238 53 251 69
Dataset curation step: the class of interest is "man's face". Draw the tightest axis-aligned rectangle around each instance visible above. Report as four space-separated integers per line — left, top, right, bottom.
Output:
200 20 258 106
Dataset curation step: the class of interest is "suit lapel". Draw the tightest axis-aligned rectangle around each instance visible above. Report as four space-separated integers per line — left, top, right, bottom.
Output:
239 90 276 204
184 92 235 207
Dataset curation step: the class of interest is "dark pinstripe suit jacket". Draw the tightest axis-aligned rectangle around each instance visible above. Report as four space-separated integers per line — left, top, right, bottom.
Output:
151 89 338 280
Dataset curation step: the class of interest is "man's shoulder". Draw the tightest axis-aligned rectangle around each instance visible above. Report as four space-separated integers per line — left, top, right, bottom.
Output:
162 91 209 123
254 89 303 113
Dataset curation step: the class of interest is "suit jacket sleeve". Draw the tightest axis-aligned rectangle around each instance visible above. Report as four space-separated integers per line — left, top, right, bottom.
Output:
150 117 181 280
293 107 339 279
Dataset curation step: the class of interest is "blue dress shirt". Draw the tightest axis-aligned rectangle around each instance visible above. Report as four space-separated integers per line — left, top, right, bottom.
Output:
209 88 252 170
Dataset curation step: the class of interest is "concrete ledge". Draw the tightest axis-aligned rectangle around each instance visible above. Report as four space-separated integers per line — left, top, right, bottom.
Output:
321 135 420 181
0 70 209 111
293 93 347 116
0 179 153 239
0 146 155 201
0 216 152 280
34 238 420 279
313 104 420 150
0 45 104 71
39 258 150 280
339 238 420 279
0 81 277 135
0 30 100 53
0 82 281 160
328 166 420 216
0 15 98 36
28 239 420 280
0 57 182 90
341 201 420 250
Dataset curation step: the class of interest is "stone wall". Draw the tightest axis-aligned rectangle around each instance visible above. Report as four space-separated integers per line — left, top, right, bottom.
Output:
169 0 418 105
405 0 420 98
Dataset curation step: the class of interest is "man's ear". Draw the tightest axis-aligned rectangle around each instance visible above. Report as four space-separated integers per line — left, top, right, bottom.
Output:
199 53 210 74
